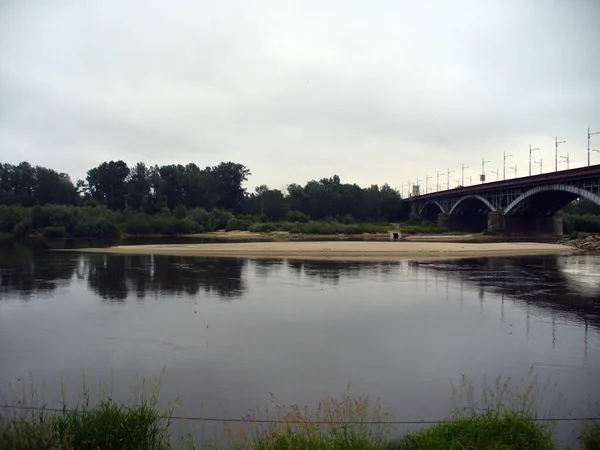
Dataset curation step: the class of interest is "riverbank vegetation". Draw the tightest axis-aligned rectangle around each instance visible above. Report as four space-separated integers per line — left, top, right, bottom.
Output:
0 160 410 239
1 373 597 449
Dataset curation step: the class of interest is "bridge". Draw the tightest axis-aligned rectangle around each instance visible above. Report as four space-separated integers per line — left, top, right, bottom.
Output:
405 164 600 235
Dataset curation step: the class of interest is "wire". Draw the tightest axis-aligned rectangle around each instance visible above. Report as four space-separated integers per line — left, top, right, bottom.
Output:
0 404 597 424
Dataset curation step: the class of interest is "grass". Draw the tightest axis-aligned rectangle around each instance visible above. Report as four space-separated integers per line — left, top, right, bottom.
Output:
0 373 182 450
579 422 600 449
0 373 597 449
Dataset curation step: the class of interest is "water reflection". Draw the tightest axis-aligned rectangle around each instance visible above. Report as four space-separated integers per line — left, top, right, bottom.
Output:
0 249 247 301
1 249 598 329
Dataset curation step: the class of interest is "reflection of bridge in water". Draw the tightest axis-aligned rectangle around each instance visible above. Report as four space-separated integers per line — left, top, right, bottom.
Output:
405 256 599 359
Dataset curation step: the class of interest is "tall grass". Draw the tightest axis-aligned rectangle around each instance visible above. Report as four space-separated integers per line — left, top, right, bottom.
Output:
0 373 182 450
0 372 595 449
225 391 393 450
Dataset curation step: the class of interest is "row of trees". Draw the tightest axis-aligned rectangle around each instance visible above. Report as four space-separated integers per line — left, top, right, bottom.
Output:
0 161 408 222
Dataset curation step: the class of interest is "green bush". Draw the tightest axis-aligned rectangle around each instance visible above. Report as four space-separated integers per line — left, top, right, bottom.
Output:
0 205 26 233
562 213 600 234
122 214 153 235
172 204 187 219
43 226 67 238
284 210 310 223
210 209 234 230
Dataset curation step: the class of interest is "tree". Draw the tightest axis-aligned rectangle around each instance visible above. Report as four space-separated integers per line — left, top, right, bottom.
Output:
126 162 152 211
210 162 251 210
86 160 130 209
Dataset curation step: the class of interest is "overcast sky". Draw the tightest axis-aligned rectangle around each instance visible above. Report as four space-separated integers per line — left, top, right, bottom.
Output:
1 0 599 193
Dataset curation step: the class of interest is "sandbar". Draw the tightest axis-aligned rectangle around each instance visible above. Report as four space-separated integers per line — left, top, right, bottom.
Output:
76 241 575 261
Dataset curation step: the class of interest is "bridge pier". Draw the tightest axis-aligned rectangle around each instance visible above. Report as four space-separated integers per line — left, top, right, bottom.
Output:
437 213 451 229
487 211 504 234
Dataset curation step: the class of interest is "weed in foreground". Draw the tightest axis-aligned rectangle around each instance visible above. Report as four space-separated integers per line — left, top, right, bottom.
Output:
389 410 555 450
223 391 393 450
0 372 181 450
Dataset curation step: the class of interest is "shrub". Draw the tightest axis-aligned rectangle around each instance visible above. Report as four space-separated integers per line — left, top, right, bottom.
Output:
172 204 188 219
284 210 310 223
0 205 26 233
43 226 67 239
122 214 153 235
210 209 234 230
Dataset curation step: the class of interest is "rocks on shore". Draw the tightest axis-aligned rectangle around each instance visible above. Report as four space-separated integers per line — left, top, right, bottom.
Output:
565 234 600 252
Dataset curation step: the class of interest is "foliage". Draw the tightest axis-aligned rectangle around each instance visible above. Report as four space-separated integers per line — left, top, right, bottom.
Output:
400 222 449 234
248 221 389 235
562 213 600 234
389 411 555 450
0 377 174 450
578 422 600 450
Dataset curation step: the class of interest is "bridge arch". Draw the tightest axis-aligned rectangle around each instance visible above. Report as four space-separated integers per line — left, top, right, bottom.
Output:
504 184 600 215
449 195 497 216
418 200 447 216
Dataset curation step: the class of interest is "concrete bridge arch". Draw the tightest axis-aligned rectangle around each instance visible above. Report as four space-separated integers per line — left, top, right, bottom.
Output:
449 195 497 215
504 184 600 215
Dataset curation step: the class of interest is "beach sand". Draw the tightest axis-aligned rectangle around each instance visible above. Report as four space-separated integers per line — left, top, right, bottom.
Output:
76 241 574 262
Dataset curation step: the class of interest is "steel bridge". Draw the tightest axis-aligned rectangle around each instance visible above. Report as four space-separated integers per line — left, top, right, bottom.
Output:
405 164 600 235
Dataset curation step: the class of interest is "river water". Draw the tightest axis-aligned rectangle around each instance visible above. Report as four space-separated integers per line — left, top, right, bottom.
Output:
1 244 599 447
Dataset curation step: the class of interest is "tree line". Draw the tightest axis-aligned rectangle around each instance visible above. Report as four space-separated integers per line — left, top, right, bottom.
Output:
0 160 408 223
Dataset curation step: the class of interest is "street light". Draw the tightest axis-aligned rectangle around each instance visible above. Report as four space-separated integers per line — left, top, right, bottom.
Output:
529 144 539 176
555 136 566 172
492 169 499 181
503 150 512 180
436 171 443 192
534 158 543 174
425 174 432 194
466 175 472 185
589 127 600 166
461 163 469 186
560 154 570 170
510 164 517 178
481 158 490 183
447 168 455 190
455 178 461 188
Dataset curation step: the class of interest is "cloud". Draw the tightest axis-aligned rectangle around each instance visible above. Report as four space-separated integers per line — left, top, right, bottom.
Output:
1 0 599 191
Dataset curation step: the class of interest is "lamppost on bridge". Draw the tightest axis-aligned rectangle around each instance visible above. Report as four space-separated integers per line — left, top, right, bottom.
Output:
534 158 542 174
510 164 517 178
555 137 566 172
425 174 432 194
589 127 600 166
461 163 469 186
492 169 499 181
436 171 443 192
481 158 490 183
529 145 539 176
446 168 454 191
466 175 472 185
560 154 570 170
503 151 512 181
455 178 461 188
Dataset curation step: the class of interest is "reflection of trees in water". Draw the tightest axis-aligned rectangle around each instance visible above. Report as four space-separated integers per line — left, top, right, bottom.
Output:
0 247 79 299
85 255 247 301
0 249 247 302
284 260 399 285
408 257 600 329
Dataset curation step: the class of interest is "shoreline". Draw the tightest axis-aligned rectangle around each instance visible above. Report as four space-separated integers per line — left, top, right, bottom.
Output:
75 241 576 262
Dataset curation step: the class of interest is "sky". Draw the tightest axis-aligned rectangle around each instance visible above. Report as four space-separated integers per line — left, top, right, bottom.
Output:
1 0 599 195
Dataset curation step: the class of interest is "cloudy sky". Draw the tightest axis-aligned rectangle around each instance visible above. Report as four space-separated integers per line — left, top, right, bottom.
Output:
1 0 599 194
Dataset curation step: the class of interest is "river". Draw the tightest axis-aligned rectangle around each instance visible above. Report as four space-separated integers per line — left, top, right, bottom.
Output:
0 243 599 448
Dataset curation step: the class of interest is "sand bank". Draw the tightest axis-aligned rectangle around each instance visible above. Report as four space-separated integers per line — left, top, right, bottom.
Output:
76 241 575 261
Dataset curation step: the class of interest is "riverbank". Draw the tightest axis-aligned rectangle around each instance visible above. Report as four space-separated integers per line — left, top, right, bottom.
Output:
564 234 600 252
76 241 575 261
